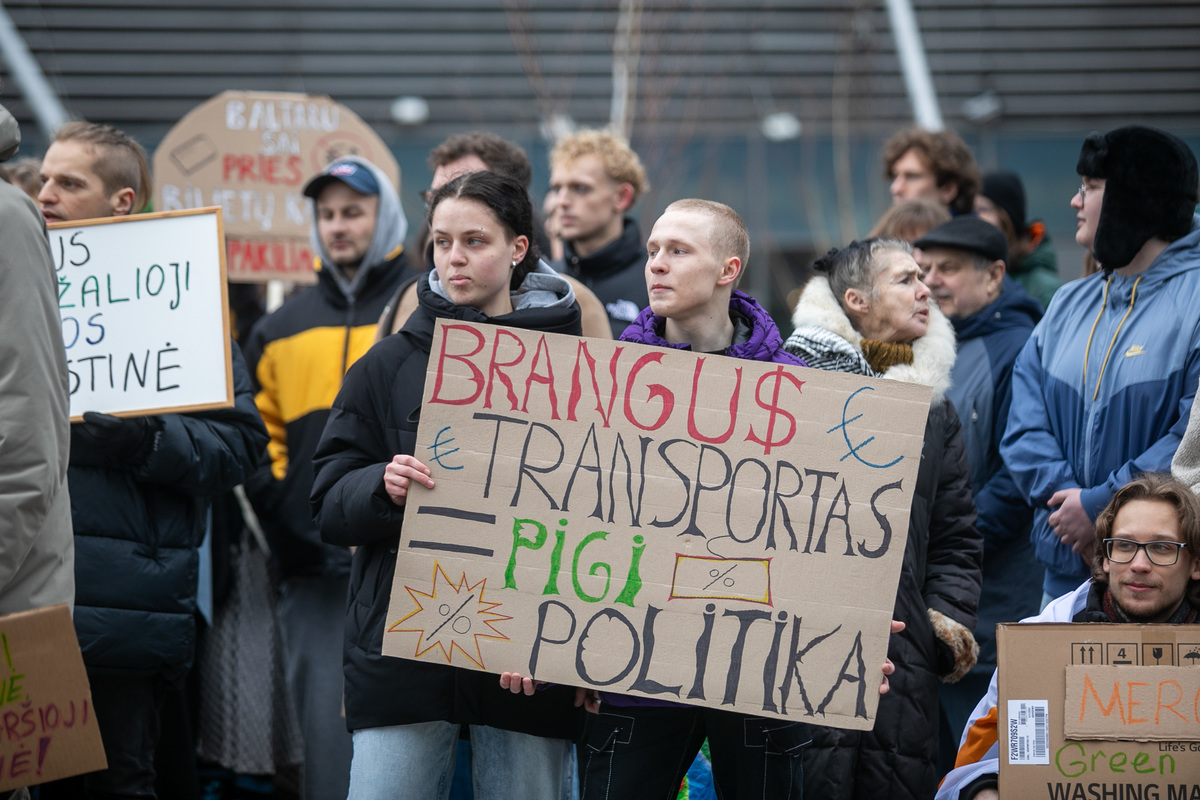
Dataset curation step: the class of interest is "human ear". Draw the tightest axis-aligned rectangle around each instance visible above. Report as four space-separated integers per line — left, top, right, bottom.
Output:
844 287 870 315
510 234 529 266
717 256 740 287
111 187 136 216
988 260 1006 292
938 182 959 206
614 183 635 212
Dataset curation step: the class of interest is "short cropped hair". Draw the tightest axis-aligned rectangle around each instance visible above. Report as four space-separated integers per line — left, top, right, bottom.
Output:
429 131 532 190
664 198 749 286
551 129 648 204
1091 472 1200 607
868 198 951 243
54 120 152 213
882 128 980 216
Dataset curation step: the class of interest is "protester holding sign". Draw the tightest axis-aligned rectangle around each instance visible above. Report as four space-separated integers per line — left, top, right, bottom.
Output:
785 238 982 799
36 121 269 800
243 155 411 800
0 103 74 618
311 171 584 799
936 473 1200 800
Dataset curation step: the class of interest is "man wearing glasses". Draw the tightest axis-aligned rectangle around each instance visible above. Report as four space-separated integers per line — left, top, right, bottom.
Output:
936 472 1200 800
1001 125 1200 606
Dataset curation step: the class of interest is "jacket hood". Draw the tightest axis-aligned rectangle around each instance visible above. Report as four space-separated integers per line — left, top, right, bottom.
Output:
951 277 1043 342
622 289 805 366
309 156 408 297
789 275 957 399
426 259 577 313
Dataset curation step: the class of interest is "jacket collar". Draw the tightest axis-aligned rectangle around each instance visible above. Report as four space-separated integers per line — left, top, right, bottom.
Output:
563 217 644 279
791 275 957 400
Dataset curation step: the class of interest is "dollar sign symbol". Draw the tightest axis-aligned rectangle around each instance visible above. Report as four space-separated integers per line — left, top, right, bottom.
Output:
746 367 804 455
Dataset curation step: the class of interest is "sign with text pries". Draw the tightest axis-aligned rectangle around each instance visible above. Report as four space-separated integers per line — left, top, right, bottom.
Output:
381 320 932 729
50 208 233 420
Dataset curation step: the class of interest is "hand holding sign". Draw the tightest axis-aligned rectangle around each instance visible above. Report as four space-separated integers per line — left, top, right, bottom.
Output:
384 454 435 506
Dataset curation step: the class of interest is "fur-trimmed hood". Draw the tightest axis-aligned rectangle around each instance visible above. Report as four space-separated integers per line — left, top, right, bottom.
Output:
787 275 956 400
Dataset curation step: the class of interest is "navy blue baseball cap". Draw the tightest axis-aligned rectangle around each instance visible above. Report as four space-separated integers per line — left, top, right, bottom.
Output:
303 158 381 198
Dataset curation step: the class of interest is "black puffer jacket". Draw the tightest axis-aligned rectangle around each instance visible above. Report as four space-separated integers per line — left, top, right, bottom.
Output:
69 343 267 679
311 268 586 737
785 277 982 800
554 216 646 338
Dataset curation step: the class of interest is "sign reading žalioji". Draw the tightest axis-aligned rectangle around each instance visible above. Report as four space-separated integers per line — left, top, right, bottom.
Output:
50 208 233 420
382 320 932 729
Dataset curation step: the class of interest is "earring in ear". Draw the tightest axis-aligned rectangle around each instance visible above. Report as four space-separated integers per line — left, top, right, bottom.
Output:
512 260 518 268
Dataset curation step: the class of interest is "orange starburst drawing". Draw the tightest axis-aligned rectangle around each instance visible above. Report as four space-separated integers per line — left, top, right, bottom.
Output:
387 562 511 669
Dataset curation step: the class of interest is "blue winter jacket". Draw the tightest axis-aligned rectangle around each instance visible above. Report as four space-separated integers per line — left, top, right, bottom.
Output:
946 277 1042 671
1001 215 1200 596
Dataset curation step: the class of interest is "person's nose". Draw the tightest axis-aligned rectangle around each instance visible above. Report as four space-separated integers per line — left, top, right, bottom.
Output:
915 278 931 301
37 180 56 205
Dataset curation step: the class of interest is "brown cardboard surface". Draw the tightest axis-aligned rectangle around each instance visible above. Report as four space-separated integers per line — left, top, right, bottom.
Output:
1065 665 1200 742
380 320 933 730
998 623 1200 800
153 90 400 283
0 604 105 789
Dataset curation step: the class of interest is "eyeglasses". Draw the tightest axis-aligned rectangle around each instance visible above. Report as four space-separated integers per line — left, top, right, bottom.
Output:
1076 183 1088 202
1102 538 1188 567
420 189 433 206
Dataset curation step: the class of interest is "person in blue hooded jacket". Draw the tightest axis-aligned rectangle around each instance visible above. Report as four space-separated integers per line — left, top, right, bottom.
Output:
913 215 1044 775
1001 125 1200 603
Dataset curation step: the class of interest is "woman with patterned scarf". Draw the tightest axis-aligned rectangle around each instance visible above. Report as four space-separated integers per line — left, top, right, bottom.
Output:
784 238 983 799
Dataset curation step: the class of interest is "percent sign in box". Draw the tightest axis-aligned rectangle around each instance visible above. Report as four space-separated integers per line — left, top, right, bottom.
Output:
669 555 773 605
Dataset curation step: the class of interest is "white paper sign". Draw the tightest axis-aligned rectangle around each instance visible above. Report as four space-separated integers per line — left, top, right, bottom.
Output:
50 208 233 419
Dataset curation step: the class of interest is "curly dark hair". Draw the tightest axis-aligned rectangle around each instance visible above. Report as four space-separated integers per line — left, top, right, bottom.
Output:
882 128 980 215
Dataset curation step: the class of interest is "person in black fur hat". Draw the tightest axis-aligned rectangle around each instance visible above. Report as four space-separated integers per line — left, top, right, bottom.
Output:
1001 125 1200 611
1075 125 1200 272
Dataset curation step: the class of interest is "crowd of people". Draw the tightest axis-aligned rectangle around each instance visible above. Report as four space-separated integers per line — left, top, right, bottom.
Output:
3 91 1200 800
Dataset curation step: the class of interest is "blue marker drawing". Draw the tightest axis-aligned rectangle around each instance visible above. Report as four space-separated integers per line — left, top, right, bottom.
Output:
426 426 464 470
826 386 904 469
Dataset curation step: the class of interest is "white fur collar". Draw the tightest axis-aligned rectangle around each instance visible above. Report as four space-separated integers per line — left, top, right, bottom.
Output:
791 276 956 400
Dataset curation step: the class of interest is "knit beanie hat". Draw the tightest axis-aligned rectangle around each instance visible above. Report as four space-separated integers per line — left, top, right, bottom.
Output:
981 171 1026 232
1076 125 1199 270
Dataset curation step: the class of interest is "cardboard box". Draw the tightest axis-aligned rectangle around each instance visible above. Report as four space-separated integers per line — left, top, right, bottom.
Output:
0 604 106 790
998 623 1200 800
380 321 934 730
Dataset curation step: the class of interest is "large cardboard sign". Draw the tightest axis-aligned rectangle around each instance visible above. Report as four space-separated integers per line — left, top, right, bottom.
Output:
997 623 1200 799
50 208 233 420
153 90 401 283
381 321 932 729
0 605 106 789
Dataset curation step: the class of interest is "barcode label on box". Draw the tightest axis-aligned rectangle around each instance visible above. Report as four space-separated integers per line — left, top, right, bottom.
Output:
1006 700 1050 765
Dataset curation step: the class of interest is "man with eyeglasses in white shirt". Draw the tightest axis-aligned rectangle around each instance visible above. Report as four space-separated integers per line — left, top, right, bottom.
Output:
935 472 1200 800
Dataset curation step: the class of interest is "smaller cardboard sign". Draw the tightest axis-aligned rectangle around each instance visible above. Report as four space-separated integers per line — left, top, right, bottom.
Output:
998 623 1200 800
153 90 401 283
49 208 233 420
1065 665 1200 742
0 604 106 789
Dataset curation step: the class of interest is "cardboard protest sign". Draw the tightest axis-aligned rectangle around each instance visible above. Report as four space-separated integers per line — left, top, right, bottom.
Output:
380 320 932 729
153 90 401 283
50 208 233 420
998 623 1200 799
0 605 105 789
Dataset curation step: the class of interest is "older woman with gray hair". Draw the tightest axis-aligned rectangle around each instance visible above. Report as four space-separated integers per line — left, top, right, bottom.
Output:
784 238 983 800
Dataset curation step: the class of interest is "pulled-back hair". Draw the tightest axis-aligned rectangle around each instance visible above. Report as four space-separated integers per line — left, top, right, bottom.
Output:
426 171 540 288
868 198 951 243
1091 472 1200 607
429 131 532 190
813 237 913 305
663 198 749 285
54 120 152 213
882 128 980 215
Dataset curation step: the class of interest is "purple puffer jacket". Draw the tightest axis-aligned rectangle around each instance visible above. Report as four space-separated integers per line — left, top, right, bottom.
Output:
600 289 807 709
619 289 808 367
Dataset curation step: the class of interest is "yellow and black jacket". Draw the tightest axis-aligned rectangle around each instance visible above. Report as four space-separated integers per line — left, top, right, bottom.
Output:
244 247 408 577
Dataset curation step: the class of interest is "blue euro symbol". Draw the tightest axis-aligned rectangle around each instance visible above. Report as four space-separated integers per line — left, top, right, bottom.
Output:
826 386 904 469
426 426 464 470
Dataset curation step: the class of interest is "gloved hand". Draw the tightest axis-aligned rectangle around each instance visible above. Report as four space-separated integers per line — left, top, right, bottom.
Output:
928 608 979 684
73 411 161 463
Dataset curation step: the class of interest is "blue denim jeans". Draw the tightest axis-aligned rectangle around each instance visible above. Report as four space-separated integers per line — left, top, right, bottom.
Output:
347 721 577 800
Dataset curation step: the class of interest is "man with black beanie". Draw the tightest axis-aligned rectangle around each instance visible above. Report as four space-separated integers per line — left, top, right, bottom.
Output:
1002 125 1200 604
975 170 1062 309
